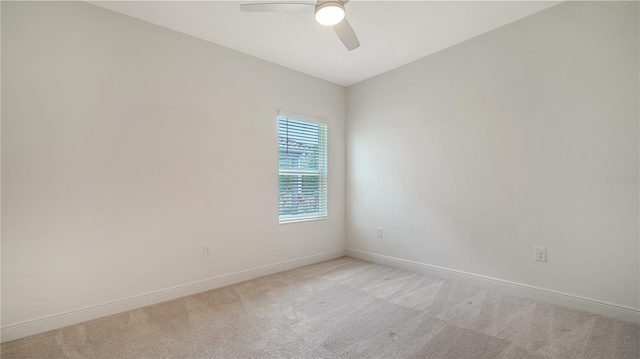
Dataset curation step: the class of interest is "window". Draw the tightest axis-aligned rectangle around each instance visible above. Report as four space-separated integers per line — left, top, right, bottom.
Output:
278 112 328 223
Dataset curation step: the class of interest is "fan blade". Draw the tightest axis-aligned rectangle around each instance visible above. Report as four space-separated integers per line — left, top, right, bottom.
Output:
240 3 315 12
333 18 360 51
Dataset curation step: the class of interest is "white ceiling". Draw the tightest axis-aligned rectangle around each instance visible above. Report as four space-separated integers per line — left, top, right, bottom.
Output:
90 1 560 86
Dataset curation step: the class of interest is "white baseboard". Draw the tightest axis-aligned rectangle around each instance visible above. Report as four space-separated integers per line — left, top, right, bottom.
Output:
346 248 640 324
1 249 346 343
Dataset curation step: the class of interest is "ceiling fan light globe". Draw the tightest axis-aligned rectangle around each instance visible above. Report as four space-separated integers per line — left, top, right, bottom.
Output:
315 2 345 26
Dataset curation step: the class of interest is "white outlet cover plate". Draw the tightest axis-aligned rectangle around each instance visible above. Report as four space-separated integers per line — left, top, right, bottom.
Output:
203 245 212 257
534 247 547 262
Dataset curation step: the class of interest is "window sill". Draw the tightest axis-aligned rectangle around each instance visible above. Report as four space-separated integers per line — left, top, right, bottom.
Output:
279 216 327 225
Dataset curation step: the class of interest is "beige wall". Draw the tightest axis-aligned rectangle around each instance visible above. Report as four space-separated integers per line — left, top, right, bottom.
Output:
2 1 345 328
346 1 639 309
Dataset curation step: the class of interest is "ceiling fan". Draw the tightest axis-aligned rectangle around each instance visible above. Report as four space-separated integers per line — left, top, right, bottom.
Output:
240 1 360 51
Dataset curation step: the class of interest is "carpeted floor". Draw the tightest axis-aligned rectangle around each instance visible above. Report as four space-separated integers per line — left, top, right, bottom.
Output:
2 257 639 358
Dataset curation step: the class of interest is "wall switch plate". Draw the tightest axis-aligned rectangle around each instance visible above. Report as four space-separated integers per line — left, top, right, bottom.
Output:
534 247 546 262
203 245 212 257
377 228 383 238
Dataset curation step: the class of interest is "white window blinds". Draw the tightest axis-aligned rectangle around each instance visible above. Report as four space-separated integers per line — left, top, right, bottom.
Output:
278 114 328 222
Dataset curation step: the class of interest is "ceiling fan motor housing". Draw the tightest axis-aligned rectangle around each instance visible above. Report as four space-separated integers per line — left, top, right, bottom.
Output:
315 1 346 26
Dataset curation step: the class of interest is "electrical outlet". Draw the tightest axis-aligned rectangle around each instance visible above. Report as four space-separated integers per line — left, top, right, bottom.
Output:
203 245 212 257
377 228 383 238
534 247 546 262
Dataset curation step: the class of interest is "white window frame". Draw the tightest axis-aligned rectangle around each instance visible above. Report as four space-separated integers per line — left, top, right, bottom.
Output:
278 110 328 224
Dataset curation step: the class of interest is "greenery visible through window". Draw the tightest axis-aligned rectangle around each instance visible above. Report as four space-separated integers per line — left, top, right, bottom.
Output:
278 115 328 222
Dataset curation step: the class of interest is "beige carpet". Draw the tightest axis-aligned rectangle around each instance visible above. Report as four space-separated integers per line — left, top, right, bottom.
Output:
2 257 639 358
